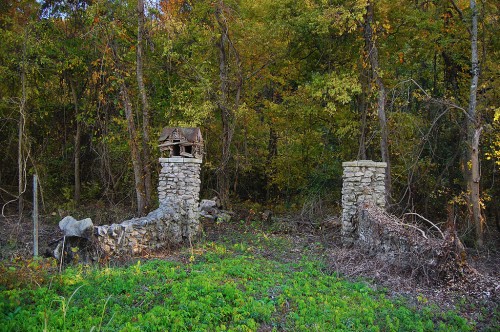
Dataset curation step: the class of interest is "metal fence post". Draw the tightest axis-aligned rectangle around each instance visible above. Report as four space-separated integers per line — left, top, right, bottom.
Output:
33 174 38 257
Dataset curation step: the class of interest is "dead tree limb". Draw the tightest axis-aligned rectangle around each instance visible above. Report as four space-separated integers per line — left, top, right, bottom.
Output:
404 212 445 239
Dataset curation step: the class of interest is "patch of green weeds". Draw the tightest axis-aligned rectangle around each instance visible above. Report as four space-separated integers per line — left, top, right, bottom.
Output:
0 241 475 331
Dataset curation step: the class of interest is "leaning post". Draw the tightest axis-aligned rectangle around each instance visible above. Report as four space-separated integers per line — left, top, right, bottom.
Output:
33 174 39 257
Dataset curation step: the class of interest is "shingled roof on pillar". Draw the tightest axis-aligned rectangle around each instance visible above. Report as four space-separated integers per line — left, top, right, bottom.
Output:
158 127 204 159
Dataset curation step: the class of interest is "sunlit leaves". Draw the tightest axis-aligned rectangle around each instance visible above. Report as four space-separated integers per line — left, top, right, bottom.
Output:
307 72 361 114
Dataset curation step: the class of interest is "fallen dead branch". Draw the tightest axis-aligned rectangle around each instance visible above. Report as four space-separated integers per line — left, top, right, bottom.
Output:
404 212 445 239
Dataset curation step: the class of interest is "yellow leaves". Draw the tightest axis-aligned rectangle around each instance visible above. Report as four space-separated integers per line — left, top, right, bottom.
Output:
324 3 365 35
304 0 318 10
494 107 500 122
456 0 469 11
91 71 100 84
91 58 101 67
306 72 361 115
486 109 500 166
234 102 251 122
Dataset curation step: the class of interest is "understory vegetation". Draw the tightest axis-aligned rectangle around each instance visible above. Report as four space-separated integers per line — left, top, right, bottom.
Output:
1 227 489 331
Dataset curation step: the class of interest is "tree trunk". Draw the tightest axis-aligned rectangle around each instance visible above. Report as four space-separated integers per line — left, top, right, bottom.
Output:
364 1 391 203
468 0 482 246
471 127 482 245
18 85 25 220
70 80 81 206
136 0 152 210
266 126 278 200
217 26 232 208
358 67 368 160
214 1 241 209
18 30 28 221
120 83 146 216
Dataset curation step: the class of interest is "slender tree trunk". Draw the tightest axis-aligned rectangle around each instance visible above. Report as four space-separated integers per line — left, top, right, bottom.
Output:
120 83 146 216
214 1 241 208
136 0 152 210
364 1 391 203
495 202 500 232
358 67 368 160
18 85 25 220
18 30 28 221
266 126 278 200
70 80 81 206
471 127 482 244
468 0 483 246
109 38 147 215
217 27 232 208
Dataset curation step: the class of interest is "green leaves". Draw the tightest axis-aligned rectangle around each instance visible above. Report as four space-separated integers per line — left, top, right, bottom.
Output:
0 237 472 331
308 71 361 114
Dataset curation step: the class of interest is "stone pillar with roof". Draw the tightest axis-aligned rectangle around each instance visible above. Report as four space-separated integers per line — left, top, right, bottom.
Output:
157 127 204 240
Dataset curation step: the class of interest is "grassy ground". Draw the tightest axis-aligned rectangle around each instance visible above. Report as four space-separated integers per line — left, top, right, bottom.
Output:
0 220 484 332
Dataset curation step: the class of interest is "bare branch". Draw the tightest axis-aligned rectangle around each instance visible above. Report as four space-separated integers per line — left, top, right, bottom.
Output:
404 212 445 239
0 186 18 198
398 221 429 239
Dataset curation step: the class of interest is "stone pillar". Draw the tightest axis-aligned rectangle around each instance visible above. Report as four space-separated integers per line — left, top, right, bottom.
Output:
158 157 202 240
341 160 387 245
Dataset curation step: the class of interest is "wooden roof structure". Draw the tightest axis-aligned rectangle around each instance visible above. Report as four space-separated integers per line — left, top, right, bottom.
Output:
158 127 203 159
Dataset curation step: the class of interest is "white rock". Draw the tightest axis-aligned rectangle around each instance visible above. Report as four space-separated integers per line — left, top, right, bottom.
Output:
59 216 94 238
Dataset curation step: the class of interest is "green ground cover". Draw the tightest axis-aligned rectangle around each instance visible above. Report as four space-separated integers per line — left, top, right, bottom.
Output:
1 233 473 331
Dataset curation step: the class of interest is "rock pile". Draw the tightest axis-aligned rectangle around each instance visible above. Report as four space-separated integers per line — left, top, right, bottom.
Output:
95 204 173 255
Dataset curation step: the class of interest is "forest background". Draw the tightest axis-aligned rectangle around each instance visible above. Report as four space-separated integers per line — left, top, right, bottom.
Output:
1 0 499 248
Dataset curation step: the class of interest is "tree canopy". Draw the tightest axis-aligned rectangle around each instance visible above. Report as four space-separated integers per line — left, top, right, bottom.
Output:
1 0 499 246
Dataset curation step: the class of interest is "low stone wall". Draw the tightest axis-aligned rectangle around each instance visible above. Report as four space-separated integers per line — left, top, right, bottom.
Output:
95 204 179 256
341 160 386 245
94 158 202 256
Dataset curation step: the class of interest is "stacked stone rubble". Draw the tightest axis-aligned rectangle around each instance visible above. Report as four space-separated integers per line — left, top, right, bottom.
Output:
341 160 387 245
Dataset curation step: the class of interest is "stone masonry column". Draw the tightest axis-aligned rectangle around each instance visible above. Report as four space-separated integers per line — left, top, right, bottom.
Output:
158 157 202 240
341 160 387 245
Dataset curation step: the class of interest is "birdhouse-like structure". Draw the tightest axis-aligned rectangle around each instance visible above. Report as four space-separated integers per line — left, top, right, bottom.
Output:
158 127 203 159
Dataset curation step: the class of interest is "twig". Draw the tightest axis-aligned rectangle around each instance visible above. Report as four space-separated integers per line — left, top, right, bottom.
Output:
0 186 17 198
404 212 445 239
59 236 66 273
